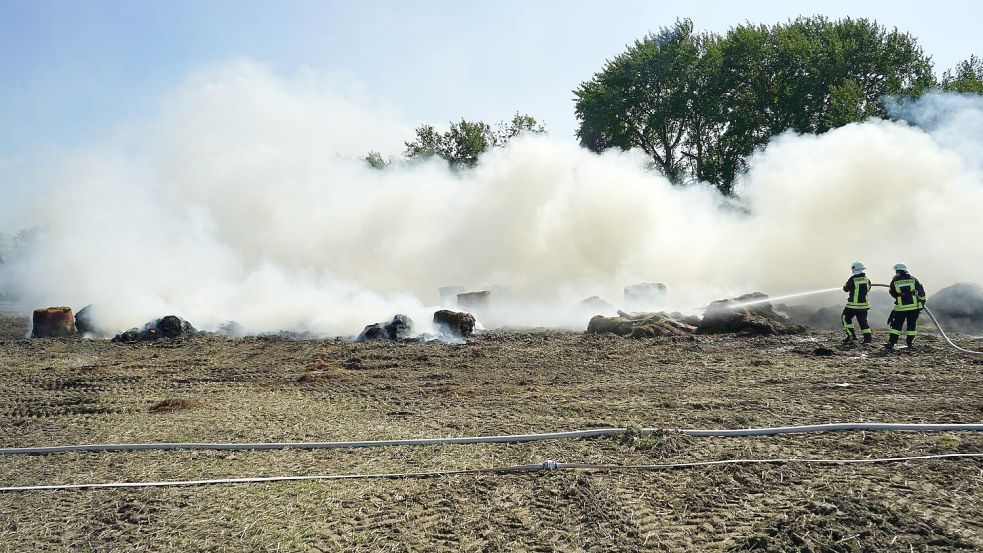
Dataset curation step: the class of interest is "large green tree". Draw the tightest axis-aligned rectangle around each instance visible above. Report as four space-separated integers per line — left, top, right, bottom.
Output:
575 20 716 184
575 17 936 193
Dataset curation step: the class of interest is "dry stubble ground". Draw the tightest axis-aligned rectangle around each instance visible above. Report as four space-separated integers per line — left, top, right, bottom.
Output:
1 312 982 551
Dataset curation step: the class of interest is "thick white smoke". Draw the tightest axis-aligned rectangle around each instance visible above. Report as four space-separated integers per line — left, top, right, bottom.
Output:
2 62 981 336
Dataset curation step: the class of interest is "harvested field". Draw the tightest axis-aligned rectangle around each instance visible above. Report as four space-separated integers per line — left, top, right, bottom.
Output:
1 312 982 551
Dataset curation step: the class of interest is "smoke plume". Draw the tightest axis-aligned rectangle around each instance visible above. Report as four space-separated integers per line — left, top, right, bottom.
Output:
2 62 981 336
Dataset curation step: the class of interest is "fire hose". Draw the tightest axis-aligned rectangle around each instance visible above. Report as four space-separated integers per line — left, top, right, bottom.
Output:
3 452 982 493
870 283 983 355
5 425 983 492
4 426 983 492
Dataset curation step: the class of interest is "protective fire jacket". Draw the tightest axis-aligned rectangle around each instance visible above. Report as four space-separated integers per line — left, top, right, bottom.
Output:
889 272 926 312
843 273 871 310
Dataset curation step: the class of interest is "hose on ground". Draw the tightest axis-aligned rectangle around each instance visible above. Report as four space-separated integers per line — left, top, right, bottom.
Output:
870 283 983 355
922 305 983 355
2 452 981 493
3 423 983 456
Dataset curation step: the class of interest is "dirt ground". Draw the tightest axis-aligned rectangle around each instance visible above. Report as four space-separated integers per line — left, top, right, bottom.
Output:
1 312 982 552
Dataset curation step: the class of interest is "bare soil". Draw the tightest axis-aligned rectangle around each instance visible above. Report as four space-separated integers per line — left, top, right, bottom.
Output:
1 313 982 552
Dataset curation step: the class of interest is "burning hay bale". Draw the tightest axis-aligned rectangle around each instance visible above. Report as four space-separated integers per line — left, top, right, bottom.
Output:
31 307 76 338
587 311 696 338
357 314 414 342
928 282 983 333
433 310 476 338
697 293 806 335
112 315 197 343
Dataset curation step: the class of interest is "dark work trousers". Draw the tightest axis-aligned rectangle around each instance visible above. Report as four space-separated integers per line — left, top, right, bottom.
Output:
841 307 871 341
888 310 920 345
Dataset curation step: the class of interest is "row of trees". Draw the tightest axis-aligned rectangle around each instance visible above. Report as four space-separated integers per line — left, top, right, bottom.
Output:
574 17 982 193
366 113 546 169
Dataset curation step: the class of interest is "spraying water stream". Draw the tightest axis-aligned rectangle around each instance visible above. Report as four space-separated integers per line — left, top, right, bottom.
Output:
724 288 841 310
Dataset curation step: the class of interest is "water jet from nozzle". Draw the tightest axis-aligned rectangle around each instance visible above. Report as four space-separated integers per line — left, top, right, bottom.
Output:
725 288 841 310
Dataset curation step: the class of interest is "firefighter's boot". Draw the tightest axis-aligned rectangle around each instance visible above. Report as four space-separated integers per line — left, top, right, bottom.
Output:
883 334 898 351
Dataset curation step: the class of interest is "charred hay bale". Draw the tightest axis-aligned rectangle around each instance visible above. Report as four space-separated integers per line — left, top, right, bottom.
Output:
433 310 475 338
669 311 702 327
74 305 105 337
31 307 75 338
929 282 983 333
697 297 806 335
357 314 414 342
387 314 413 340
157 315 195 338
112 329 142 343
587 312 695 338
111 315 196 343
356 323 388 342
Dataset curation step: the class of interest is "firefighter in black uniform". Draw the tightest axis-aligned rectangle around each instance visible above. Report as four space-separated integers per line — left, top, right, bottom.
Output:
842 262 873 345
884 263 927 351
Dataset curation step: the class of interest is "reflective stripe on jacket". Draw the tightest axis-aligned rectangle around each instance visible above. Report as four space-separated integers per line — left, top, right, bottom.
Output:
890 272 926 312
843 274 871 310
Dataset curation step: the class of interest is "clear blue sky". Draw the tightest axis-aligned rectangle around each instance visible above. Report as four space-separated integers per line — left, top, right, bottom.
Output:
0 0 980 222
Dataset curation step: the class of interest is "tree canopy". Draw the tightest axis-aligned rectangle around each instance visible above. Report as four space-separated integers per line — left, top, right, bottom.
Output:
401 113 546 168
575 17 941 193
941 55 983 94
